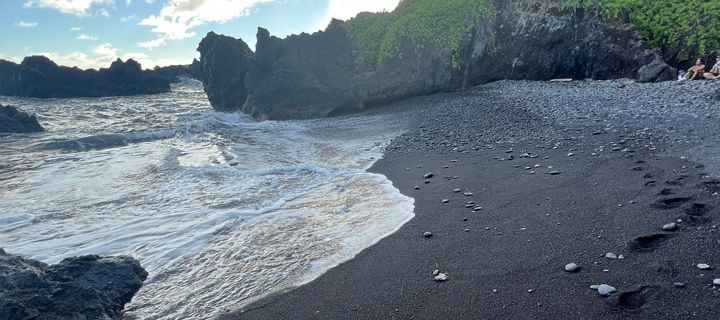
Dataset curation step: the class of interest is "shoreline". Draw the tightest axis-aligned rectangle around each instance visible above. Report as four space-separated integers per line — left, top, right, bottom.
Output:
220 79 720 319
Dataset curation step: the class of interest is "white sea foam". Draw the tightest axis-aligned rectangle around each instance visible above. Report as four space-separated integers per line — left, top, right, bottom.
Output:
0 82 414 319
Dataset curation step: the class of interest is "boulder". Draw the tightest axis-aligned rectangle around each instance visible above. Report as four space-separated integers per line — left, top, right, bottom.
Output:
0 248 148 320
0 56 171 98
0 103 44 133
197 0 675 120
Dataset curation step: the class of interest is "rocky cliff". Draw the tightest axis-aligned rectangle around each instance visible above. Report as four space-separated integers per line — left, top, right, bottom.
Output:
0 103 44 133
198 0 674 120
0 249 147 320
0 56 171 98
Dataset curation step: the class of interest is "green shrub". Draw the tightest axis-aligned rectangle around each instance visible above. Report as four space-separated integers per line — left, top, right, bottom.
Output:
567 0 720 55
343 0 493 72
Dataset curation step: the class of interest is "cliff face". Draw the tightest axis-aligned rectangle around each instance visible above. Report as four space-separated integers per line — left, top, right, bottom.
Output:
0 56 171 98
198 0 674 120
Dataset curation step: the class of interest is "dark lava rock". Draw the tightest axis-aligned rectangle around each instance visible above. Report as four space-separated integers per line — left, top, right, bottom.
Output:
0 103 44 133
197 0 673 121
197 31 255 112
0 56 170 98
0 248 148 320
153 58 203 83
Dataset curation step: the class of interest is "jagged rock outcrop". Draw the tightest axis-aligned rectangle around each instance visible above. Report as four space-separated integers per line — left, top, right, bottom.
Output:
154 59 203 83
0 103 44 133
0 248 148 320
198 32 255 112
198 0 674 120
0 56 171 98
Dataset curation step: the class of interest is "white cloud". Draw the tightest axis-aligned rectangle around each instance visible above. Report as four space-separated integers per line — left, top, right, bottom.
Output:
23 0 115 17
78 34 98 40
30 49 115 70
138 38 166 48
97 8 110 17
70 27 82 31
121 15 137 22
16 21 38 27
139 0 273 41
327 0 400 21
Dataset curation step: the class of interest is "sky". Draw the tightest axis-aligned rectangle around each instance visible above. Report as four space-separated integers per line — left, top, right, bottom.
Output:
0 0 400 70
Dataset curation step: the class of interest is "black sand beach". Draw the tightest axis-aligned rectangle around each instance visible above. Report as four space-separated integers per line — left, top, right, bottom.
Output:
221 80 720 319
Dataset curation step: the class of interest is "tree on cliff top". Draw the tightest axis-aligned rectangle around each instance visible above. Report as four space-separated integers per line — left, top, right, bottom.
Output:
568 0 720 60
343 0 493 72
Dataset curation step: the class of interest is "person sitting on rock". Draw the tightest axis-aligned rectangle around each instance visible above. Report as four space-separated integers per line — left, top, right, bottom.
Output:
684 58 706 80
703 56 720 80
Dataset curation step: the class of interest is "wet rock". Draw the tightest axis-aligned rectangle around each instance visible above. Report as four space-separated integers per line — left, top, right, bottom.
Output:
423 232 433 238
0 104 44 133
0 248 147 320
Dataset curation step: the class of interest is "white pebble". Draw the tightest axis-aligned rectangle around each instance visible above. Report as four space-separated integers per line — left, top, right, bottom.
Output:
713 279 720 285
605 252 617 259
697 263 711 270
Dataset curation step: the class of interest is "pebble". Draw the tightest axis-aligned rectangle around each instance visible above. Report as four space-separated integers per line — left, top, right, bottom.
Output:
605 252 617 259
597 284 617 296
434 273 448 281
548 170 562 175
424 173 434 179
423 232 433 238
442 199 449 203
564 263 579 272
414 186 420 190
674 282 686 287
464 192 473 196
662 223 678 231
697 263 711 270
453 188 462 193
713 279 720 285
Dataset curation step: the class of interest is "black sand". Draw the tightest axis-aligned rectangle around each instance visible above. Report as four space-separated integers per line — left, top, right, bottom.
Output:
220 80 720 319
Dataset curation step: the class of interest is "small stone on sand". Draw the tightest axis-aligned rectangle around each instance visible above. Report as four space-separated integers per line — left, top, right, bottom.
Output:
423 232 433 238
713 279 720 285
434 273 448 281
597 284 616 296
453 188 462 193
674 282 686 287
442 199 449 203
565 263 579 272
662 223 678 231
424 173 434 178
697 263 711 270
605 253 617 259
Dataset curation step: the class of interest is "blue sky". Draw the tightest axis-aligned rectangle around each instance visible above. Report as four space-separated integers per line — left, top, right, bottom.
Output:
0 0 399 70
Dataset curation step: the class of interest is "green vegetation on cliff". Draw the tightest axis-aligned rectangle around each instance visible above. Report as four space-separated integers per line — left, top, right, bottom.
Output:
568 0 720 56
343 0 492 72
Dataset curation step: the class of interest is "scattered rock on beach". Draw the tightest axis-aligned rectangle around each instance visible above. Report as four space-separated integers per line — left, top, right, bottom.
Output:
442 199 449 203
433 272 448 281
713 279 720 285
662 223 678 231
605 253 617 259
674 282 686 288
423 232 433 238
697 263 711 270
424 173 434 179
564 263 579 272
597 284 617 296
453 188 462 193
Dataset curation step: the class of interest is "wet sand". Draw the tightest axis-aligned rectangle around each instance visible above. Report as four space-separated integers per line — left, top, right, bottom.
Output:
220 80 720 319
